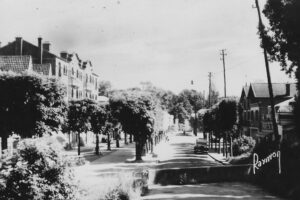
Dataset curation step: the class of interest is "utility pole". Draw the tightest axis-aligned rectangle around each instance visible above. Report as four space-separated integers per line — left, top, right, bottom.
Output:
220 49 227 98
208 72 212 107
254 0 279 140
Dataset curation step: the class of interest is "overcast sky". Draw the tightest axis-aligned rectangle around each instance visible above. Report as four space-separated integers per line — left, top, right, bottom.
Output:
0 0 295 96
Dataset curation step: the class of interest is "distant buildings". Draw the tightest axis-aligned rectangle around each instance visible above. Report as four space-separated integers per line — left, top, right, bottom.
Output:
239 82 296 140
0 37 99 101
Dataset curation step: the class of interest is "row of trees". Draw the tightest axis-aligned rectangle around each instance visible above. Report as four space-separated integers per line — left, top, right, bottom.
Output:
0 72 218 160
202 98 238 157
0 73 169 161
135 81 219 135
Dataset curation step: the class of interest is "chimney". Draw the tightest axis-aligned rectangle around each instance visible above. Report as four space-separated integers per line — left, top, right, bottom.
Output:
60 51 68 60
15 37 23 55
38 37 43 64
286 83 290 96
43 42 50 52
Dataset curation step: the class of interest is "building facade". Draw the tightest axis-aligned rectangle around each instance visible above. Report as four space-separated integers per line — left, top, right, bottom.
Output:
239 83 296 139
0 37 99 101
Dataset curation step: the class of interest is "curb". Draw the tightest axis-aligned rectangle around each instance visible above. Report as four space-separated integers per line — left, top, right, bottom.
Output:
207 153 229 165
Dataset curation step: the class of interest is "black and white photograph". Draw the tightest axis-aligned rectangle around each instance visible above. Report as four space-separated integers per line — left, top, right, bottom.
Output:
0 0 299 199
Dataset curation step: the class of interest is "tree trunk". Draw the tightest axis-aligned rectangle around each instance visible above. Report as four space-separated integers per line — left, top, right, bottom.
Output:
86 132 88 145
223 136 225 156
107 131 111 150
230 136 233 157
95 133 100 155
129 133 133 143
218 137 221 153
116 131 120 148
193 111 197 136
209 132 212 149
135 137 142 161
77 132 80 156
150 137 154 154
225 133 228 158
68 131 71 148
124 132 128 144
145 141 148 154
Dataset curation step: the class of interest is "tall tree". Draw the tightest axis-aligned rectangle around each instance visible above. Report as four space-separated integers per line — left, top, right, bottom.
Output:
98 80 112 97
0 73 66 149
179 89 205 136
90 104 108 155
261 0 300 138
110 90 157 161
67 99 95 155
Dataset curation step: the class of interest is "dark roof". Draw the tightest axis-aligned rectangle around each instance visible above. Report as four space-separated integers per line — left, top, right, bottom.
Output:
0 55 31 73
32 63 52 76
250 83 297 98
241 85 250 99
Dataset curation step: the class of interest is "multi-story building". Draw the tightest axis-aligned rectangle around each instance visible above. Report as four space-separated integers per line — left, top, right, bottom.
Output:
239 83 296 139
0 37 99 101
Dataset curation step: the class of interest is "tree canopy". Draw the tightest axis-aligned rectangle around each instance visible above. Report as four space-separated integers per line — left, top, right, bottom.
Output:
262 0 300 75
109 90 157 160
0 73 66 148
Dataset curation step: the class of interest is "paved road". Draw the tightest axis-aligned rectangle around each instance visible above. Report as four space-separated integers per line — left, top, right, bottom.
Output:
142 182 284 200
156 132 221 169
73 131 285 200
143 132 285 200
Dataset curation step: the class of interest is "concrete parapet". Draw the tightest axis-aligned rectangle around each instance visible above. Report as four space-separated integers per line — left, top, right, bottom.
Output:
154 164 253 185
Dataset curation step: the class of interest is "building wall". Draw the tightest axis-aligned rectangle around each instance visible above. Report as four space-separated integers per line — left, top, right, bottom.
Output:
0 38 100 102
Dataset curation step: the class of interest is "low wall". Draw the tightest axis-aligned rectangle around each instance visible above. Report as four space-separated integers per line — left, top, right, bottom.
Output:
153 164 254 185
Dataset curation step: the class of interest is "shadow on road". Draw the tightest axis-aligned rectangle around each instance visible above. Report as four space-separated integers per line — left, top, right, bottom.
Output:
142 182 284 200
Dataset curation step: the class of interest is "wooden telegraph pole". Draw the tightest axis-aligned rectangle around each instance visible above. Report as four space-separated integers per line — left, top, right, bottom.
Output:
220 49 227 98
208 72 212 107
254 0 279 141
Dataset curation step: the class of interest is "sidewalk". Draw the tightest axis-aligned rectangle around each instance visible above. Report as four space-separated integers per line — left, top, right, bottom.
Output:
63 139 133 163
207 151 230 165
73 139 161 191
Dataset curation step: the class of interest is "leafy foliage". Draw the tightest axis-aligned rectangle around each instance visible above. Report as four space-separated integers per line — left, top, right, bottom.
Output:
67 99 96 134
262 0 300 75
110 90 157 160
0 73 67 148
232 136 256 156
0 137 79 200
98 80 112 97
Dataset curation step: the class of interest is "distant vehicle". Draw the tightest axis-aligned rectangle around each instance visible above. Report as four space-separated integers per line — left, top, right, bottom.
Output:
194 138 208 154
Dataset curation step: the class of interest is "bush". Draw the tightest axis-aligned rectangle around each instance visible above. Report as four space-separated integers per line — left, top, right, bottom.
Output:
232 136 256 156
0 137 79 200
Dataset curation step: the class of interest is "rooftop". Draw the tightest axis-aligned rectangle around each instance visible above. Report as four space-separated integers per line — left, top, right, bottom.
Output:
0 55 31 73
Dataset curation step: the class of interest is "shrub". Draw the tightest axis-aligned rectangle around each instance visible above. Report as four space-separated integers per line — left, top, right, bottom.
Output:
232 136 256 156
0 137 79 200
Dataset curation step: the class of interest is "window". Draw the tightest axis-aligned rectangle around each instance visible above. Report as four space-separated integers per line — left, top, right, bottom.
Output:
255 110 259 121
76 70 79 78
251 111 254 121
